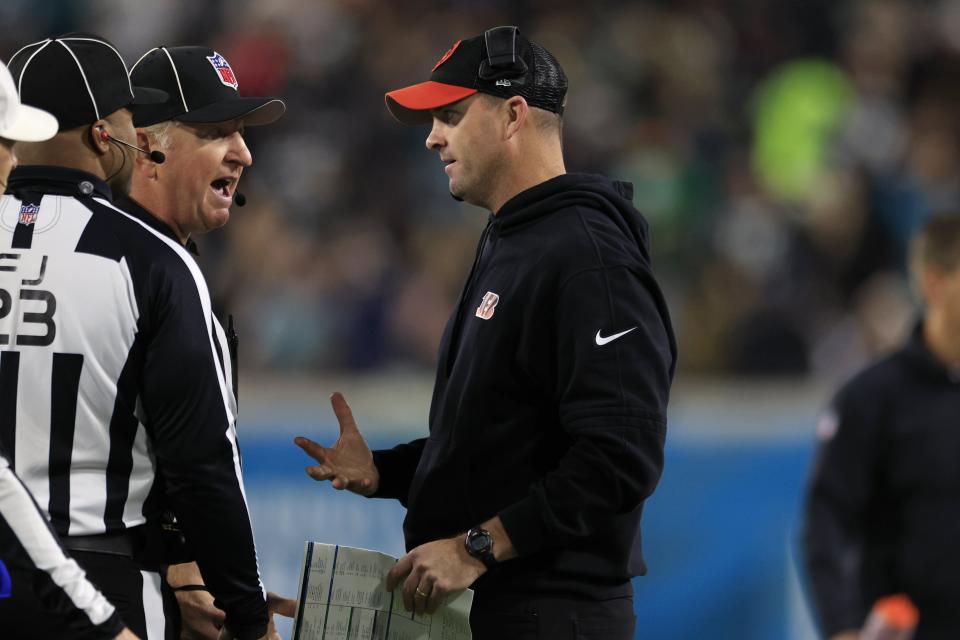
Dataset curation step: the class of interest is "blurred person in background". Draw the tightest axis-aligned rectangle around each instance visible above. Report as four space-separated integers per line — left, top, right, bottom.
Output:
803 212 960 639
0 56 139 640
296 26 676 639
124 46 293 639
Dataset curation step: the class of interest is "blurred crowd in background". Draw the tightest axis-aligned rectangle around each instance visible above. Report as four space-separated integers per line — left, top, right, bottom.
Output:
2 0 956 379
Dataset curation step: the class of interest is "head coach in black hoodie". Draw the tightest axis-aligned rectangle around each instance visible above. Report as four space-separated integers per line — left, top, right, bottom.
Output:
295 26 677 639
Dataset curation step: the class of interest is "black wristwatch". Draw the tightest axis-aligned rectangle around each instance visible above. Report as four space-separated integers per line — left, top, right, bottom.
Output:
464 527 497 569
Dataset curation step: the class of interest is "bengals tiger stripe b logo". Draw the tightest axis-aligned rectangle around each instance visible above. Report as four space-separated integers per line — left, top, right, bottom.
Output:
475 291 500 320
432 40 462 72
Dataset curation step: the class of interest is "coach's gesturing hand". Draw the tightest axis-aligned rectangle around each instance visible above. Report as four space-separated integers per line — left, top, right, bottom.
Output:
295 392 380 496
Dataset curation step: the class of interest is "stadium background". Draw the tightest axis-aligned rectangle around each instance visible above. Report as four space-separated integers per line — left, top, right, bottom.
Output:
4 0 957 636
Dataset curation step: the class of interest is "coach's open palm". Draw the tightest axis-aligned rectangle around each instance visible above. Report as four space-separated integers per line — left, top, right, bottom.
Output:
295 392 379 496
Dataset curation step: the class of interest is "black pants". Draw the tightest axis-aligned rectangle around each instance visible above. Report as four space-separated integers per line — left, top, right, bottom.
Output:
470 595 637 640
0 550 176 639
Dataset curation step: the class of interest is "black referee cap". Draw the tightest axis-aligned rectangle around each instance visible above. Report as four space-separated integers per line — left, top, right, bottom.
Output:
385 26 568 125
7 33 168 131
130 46 285 128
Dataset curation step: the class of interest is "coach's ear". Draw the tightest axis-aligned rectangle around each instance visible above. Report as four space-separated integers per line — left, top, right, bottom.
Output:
503 95 529 141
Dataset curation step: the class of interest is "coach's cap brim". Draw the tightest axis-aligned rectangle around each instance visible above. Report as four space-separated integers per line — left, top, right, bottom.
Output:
385 81 478 125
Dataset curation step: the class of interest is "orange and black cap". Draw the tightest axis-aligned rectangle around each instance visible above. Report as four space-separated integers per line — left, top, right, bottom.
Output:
385 26 568 125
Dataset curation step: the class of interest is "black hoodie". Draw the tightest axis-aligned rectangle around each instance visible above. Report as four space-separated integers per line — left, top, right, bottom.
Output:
372 173 677 605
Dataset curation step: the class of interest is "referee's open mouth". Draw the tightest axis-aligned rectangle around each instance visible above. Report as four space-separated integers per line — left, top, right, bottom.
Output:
210 176 236 202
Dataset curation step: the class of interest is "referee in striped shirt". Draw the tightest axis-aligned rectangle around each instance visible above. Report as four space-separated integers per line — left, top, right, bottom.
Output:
0 58 138 640
0 33 287 640
124 45 290 640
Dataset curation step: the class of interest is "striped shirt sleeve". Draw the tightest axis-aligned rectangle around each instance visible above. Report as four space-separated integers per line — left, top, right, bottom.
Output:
137 251 267 640
0 449 124 639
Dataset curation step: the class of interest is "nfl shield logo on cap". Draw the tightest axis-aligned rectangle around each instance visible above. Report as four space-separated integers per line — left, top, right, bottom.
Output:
206 52 238 90
18 203 40 226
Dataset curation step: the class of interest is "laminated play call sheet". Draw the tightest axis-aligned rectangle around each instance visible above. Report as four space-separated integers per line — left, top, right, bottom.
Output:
292 542 473 640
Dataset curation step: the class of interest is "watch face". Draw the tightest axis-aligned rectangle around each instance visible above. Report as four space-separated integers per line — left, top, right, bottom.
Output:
467 534 488 553
466 529 492 555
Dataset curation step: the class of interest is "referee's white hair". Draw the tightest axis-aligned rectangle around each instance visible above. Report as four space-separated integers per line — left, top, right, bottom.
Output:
141 120 179 151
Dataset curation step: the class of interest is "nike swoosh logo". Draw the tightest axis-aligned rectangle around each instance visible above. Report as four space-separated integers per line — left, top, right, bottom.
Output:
595 327 637 346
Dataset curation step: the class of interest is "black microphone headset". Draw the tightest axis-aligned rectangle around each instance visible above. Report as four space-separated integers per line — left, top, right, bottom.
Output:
478 26 529 84
96 127 246 206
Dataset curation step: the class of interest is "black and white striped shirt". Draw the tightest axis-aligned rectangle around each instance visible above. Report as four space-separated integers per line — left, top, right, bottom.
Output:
0 166 267 636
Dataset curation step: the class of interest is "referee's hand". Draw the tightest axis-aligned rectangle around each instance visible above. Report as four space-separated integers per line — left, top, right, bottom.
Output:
294 392 380 496
114 629 140 640
216 592 295 640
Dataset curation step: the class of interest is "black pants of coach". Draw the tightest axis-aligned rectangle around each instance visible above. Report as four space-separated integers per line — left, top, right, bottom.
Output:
0 550 177 639
470 595 637 640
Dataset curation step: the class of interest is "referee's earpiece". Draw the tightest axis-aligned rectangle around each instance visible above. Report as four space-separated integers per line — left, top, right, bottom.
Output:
97 126 166 164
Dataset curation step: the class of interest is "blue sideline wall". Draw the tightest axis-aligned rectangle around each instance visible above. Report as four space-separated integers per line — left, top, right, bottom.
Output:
238 381 825 639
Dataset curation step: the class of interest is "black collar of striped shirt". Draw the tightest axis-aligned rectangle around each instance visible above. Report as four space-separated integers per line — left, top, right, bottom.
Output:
115 195 199 256
6 166 112 201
